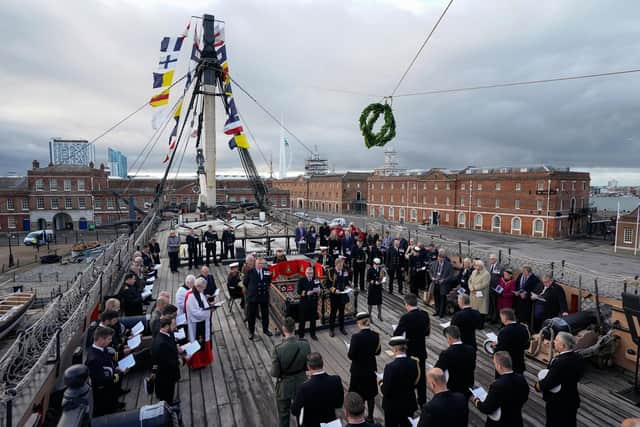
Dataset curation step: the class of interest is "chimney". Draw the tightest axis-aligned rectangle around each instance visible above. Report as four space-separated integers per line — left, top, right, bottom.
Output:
32 160 40 169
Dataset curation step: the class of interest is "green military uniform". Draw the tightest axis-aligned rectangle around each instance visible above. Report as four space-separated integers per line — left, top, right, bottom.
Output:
270 335 311 427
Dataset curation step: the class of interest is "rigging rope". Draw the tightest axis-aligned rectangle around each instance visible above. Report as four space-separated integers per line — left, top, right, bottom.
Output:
390 0 454 96
238 111 270 168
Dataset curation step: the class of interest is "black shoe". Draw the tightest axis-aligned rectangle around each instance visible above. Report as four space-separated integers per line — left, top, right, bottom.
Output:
118 388 131 396
329 330 335 337
263 330 273 337
248 334 254 340
310 335 318 341
340 328 348 336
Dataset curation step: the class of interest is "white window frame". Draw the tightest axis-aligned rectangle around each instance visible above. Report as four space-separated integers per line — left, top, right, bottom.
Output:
515 183 521 191
50 180 57 192
36 197 44 209
78 180 85 191
21 198 29 211
458 212 466 228
78 197 86 209
623 227 633 244
7 217 16 229
6 199 14 211
495 199 500 209
475 214 483 229
511 217 522 235
533 218 545 236
495 183 501 191
65 198 73 209
536 200 543 211
492 215 502 232
51 198 59 209
35 179 44 191
64 180 71 192
515 199 520 209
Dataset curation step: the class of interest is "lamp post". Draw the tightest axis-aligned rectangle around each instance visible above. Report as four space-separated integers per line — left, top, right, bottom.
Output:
8 233 15 268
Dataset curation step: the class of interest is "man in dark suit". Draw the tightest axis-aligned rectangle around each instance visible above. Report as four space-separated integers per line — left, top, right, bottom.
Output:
451 293 483 351
417 367 468 427
119 272 143 316
393 293 431 407
386 239 404 294
199 266 218 299
514 266 540 325
535 332 584 427
186 229 200 269
291 352 344 427
532 274 568 333
152 317 182 405
243 257 273 340
493 308 530 376
348 312 381 423
380 336 421 427
222 226 236 260
85 326 126 416
297 267 320 340
430 249 454 318
352 239 368 292
435 326 476 398
472 351 529 427
343 392 383 427
486 254 503 323
203 224 218 266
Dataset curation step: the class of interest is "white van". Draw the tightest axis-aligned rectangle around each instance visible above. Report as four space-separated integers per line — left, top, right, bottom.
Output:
24 230 55 246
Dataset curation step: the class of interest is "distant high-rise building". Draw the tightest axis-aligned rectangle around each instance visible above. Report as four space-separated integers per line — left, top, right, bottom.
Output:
304 146 329 176
607 178 619 190
49 138 95 166
108 148 128 178
374 147 406 176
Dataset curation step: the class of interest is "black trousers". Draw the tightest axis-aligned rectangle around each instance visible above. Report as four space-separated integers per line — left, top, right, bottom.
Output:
169 251 179 272
384 408 412 427
329 298 346 331
298 301 317 336
188 248 199 269
388 265 403 293
546 403 578 427
247 300 269 334
413 354 427 406
353 263 366 291
152 253 160 264
410 271 425 295
223 244 235 260
205 243 218 265
155 377 177 405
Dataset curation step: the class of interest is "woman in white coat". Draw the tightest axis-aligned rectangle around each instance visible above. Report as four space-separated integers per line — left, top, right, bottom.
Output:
469 260 491 316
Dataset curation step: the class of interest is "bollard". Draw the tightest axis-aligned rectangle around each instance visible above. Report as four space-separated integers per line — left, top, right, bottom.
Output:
56 272 59 281
458 241 462 257
39 272 42 282
561 260 565 279
498 249 502 264
550 261 555 276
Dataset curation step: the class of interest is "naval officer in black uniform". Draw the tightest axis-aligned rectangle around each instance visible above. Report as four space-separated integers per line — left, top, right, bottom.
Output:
85 326 126 416
493 308 530 376
348 312 381 423
243 257 273 340
379 336 421 427
297 266 320 340
327 257 351 337
393 293 431 406
435 325 476 398
352 239 368 292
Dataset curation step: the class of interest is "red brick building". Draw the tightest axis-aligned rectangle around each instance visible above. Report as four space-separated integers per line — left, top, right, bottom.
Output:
274 172 369 214
615 207 640 253
0 160 289 231
368 166 590 239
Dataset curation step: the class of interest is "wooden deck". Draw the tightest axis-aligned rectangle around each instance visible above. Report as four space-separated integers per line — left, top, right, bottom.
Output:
122 228 640 427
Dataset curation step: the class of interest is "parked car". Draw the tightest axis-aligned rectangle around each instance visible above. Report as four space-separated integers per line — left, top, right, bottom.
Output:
293 212 308 219
330 217 347 227
24 230 55 246
312 217 327 224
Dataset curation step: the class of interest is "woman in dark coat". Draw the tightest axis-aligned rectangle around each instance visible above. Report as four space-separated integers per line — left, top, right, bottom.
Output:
306 225 317 252
367 258 385 320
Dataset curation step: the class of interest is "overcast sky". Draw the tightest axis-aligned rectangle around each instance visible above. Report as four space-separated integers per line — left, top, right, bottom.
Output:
2 0 640 186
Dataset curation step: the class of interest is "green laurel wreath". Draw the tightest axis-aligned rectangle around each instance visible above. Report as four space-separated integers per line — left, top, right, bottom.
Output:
359 103 396 148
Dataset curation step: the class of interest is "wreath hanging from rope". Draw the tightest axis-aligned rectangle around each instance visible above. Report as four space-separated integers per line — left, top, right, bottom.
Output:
359 102 396 148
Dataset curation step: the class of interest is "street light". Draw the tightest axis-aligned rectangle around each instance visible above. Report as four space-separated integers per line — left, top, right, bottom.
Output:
8 233 15 268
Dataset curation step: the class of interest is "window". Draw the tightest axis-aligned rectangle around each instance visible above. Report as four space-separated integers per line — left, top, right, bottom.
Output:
537 182 545 191
410 208 417 221
357 183 360 189
561 181 565 191
572 181 576 191
446 183 450 190
51 198 59 209
7 217 16 229
401 183 405 190
477 198 481 208
515 199 520 209
381 183 384 190
534 218 544 234
6 199 14 211
64 180 71 191
446 197 450 205
434 183 439 190
495 183 501 191
475 214 483 228
536 200 543 211
65 198 73 209
36 197 44 209
391 195 394 203
370 207 375 217
461 198 465 207
21 198 29 210
391 183 394 190
492 216 501 231
445 213 450 222
422 196 426 204
95 216 102 226
560 200 564 211
582 181 587 191
107 198 114 209
35 179 44 191
477 184 483 191
434 197 438 205
623 228 634 244
461 183 466 190
515 183 521 191
379 206 384 217
50 180 57 191
78 180 85 191
389 207 394 218
458 213 466 227
79 197 86 209
512 217 522 234
413 182 416 190
401 195 404 203
95 199 101 209
495 199 500 208
423 184 427 190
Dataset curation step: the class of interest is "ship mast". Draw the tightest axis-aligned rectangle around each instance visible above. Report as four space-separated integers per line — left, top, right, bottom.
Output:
201 13 217 209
